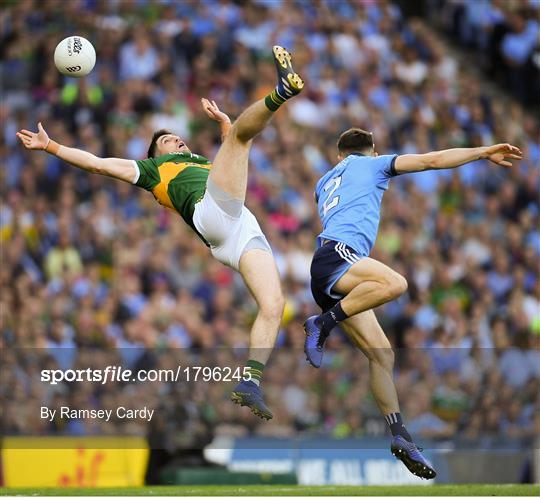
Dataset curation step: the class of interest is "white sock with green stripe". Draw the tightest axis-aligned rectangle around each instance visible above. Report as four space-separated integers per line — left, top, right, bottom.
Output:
246 359 265 386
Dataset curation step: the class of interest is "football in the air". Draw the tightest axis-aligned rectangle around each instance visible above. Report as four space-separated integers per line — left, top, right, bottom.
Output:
54 36 96 77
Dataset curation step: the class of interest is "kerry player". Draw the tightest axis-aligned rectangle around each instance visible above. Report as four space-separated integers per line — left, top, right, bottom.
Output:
16 46 304 421
304 128 522 478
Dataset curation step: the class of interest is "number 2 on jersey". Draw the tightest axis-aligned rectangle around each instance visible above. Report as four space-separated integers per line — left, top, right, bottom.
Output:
322 176 342 216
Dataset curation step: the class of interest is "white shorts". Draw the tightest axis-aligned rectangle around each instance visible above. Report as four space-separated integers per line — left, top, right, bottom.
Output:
192 188 271 270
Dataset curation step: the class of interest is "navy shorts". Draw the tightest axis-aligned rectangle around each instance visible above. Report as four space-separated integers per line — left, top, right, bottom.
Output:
310 240 363 312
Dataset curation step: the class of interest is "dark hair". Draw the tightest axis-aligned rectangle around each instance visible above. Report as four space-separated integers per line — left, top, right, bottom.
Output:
337 128 374 156
147 129 172 158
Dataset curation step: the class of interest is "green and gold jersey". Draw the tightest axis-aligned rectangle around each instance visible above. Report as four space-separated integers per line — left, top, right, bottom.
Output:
134 152 211 244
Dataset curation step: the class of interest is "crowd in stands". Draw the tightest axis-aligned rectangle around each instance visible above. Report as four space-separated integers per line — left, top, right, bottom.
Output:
1 0 539 450
430 0 540 107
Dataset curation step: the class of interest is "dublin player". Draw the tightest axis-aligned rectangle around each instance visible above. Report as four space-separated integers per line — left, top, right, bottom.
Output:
17 46 305 421
304 128 522 478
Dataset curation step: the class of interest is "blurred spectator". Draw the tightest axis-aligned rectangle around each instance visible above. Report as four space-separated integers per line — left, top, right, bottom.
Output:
404 384 455 439
433 0 540 106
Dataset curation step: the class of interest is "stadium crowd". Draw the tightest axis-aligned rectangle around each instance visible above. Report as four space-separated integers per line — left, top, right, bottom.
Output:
430 0 540 107
1 0 539 450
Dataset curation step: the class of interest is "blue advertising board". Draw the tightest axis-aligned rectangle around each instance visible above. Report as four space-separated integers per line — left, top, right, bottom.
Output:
215 437 442 485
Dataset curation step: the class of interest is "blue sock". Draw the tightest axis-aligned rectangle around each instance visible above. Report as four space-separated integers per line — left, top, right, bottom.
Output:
385 412 413 442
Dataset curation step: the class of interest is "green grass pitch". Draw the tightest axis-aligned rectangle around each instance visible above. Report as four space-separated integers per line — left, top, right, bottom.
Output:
1 485 539 496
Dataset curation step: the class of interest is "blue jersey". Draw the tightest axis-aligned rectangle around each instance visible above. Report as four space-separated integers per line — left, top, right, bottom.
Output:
315 153 398 257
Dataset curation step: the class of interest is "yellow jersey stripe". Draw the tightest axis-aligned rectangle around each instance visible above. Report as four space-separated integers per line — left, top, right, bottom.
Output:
152 161 212 209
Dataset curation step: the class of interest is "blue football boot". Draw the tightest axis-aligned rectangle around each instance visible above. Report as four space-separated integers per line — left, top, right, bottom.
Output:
230 380 273 420
391 435 437 479
303 315 328 368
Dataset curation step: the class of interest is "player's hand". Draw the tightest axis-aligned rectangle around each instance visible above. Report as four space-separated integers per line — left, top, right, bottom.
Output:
483 143 523 167
16 122 50 150
201 98 231 124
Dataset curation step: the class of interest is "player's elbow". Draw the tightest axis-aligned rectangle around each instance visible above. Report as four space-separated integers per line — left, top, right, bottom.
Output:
89 158 105 174
423 152 442 170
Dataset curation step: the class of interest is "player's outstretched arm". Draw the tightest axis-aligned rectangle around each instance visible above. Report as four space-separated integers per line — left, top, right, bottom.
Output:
394 143 523 174
16 122 137 183
201 98 232 142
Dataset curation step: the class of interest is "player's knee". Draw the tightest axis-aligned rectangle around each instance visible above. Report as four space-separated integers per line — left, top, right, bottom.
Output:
372 347 395 372
229 122 252 144
259 292 285 323
395 273 408 296
385 273 408 300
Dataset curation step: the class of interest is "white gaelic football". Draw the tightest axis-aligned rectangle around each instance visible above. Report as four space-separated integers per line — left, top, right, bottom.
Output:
54 36 96 77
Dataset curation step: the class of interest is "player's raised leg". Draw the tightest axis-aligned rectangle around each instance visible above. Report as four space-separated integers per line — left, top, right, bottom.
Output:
304 256 407 368
208 46 304 201
202 46 302 420
341 311 436 479
230 249 285 420
335 257 408 316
